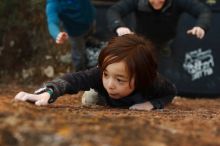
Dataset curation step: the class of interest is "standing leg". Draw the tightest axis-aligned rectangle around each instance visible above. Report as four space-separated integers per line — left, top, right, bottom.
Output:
70 22 96 71
70 36 87 71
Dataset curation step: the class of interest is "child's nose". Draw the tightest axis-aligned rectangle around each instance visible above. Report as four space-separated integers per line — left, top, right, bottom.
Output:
107 79 115 89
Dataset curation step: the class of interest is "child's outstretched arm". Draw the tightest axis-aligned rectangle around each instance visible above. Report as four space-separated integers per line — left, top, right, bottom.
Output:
14 67 100 105
14 78 73 106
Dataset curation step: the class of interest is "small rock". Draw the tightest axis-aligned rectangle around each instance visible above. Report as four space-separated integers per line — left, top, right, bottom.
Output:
60 53 72 64
10 40 15 47
22 68 34 79
43 66 54 78
45 55 52 60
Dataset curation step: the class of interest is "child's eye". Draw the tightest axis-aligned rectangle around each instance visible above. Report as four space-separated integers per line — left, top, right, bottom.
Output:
103 72 108 77
117 79 126 83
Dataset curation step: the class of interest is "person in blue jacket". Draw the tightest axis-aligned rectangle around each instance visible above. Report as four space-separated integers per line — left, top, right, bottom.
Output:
14 34 177 111
46 0 96 71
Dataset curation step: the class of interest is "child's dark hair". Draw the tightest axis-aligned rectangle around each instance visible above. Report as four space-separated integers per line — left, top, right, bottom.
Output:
98 34 158 92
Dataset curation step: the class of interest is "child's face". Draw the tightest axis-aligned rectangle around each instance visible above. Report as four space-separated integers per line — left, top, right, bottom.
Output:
149 0 166 10
102 61 135 99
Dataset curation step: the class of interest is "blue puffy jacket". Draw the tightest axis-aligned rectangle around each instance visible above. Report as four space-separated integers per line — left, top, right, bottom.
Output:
46 0 95 39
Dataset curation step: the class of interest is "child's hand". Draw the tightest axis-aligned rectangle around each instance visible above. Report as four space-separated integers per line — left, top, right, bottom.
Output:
116 27 134 36
56 32 69 44
129 101 154 111
14 91 50 106
187 26 205 39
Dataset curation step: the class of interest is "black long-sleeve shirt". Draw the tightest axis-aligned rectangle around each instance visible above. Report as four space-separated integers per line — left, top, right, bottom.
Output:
43 67 177 109
107 0 212 45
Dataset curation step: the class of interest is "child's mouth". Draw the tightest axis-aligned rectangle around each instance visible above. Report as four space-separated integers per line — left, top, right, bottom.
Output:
109 93 121 99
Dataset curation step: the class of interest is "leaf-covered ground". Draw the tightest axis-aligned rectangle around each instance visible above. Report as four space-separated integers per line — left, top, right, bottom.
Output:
0 84 220 146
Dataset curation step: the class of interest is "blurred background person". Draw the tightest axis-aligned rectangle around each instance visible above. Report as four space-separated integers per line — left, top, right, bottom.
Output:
107 0 212 51
46 0 96 71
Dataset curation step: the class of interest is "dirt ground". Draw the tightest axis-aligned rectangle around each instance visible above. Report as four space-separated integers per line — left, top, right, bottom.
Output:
0 83 220 146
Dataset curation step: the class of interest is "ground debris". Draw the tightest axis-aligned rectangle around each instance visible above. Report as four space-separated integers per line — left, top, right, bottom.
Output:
0 84 220 146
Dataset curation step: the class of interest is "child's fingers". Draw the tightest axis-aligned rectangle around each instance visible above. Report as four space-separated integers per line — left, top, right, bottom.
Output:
56 33 63 44
63 33 68 39
35 100 43 106
35 92 50 106
21 93 39 102
187 29 194 35
56 32 68 44
14 92 37 102
60 33 68 41
14 92 35 101
14 91 50 106
35 98 48 106
35 100 46 106
129 104 137 110
14 91 27 101
116 27 132 36
129 102 153 111
196 29 205 39
25 93 40 102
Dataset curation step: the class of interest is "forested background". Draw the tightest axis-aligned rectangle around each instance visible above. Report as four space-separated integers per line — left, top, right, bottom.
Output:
0 0 117 84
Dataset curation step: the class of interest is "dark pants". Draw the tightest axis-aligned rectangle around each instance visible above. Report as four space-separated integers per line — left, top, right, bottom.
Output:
70 23 95 71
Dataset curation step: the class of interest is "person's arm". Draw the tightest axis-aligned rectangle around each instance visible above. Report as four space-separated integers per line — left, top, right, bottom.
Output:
177 0 212 39
46 1 69 44
129 81 176 111
148 75 177 109
128 75 176 110
46 0 61 40
127 74 176 111
107 0 137 34
14 67 101 105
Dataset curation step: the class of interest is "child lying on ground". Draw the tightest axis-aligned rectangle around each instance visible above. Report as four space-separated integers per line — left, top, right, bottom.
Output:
15 34 176 111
